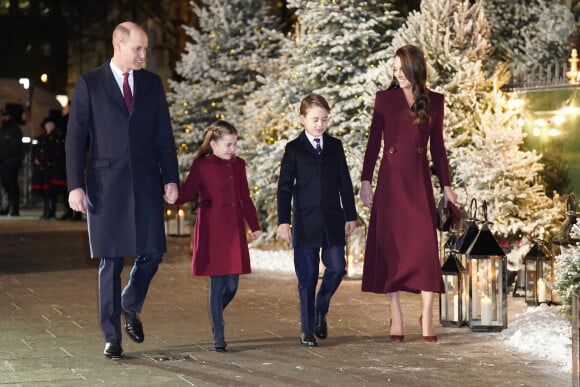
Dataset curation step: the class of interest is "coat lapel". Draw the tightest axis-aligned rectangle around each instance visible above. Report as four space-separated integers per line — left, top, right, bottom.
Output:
100 64 126 113
299 131 320 155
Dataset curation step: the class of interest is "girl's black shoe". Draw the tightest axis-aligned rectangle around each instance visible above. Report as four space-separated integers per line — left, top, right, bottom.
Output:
213 339 227 352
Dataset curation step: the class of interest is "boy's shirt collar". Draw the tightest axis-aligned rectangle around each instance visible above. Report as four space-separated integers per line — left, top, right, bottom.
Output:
304 131 323 149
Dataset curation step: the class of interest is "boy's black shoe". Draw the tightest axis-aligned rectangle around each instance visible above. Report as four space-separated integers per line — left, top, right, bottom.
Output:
103 341 124 359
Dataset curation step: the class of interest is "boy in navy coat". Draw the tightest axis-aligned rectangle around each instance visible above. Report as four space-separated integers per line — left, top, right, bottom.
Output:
277 94 357 346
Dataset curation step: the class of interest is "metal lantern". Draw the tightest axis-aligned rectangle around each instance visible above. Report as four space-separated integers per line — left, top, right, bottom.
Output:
553 193 579 249
573 290 580 387
440 251 466 327
466 201 508 332
552 193 580 305
165 205 188 236
454 198 479 324
524 239 554 306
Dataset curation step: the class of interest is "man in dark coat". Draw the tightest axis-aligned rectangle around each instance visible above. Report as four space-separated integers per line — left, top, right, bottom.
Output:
0 104 24 216
66 21 179 359
277 94 357 347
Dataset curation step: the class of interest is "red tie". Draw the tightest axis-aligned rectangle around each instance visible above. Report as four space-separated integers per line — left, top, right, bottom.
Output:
123 72 132 111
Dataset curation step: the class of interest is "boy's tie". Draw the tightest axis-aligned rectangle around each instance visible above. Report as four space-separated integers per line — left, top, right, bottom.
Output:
123 72 132 111
314 138 321 154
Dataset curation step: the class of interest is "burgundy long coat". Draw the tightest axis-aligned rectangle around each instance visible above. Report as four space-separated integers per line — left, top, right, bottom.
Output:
361 88 451 294
175 154 261 276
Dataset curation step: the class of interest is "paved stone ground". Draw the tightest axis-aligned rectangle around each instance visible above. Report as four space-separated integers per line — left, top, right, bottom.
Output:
0 208 571 386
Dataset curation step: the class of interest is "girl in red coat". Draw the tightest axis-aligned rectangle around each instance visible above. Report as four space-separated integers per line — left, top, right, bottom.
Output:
175 120 262 352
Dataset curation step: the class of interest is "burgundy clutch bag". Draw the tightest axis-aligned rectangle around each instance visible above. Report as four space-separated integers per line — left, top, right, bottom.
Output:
436 196 462 232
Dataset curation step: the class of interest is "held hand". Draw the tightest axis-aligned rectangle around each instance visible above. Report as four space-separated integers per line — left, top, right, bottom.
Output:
345 220 357 236
360 180 373 207
443 186 457 206
69 188 88 213
277 223 292 243
164 183 178 204
251 230 263 240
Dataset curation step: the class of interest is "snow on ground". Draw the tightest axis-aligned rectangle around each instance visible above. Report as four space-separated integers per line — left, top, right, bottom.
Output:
501 303 572 372
250 248 574 372
249 248 295 274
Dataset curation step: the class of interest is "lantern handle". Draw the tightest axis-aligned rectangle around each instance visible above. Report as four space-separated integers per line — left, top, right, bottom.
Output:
469 198 478 220
567 193 577 215
482 200 488 222
529 225 545 242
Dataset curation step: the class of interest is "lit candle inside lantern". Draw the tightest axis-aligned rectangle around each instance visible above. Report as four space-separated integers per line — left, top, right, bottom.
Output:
462 285 469 321
453 294 459 321
347 254 353 275
538 278 547 303
472 279 480 317
165 209 172 235
481 296 492 325
177 208 185 234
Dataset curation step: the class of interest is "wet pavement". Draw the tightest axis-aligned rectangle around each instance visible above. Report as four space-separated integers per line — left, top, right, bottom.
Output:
0 208 571 386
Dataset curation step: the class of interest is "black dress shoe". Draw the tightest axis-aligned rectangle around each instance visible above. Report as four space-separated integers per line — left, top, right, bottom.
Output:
300 332 318 347
103 341 124 359
122 308 144 343
315 311 327 339
213 339 227 352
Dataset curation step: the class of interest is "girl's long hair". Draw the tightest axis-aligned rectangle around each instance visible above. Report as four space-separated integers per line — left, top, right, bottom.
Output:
387 45 430 125
193 120 238 162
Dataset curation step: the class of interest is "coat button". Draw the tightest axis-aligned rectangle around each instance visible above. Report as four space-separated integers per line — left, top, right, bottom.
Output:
416 147 424 154
388 146 396 154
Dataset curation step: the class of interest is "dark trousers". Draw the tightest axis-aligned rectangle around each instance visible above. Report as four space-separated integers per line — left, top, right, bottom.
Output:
0 167 20 214
209 275 239 342
41 193 57 219
98 254 162 342
294 245 346 334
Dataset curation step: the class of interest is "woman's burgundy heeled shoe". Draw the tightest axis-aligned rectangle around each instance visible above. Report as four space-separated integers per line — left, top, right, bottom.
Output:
419 315 438 343
389 319 404 342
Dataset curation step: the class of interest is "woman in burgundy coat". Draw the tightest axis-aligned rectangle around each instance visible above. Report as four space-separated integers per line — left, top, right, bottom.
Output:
175 120 262 352
360 45 457 343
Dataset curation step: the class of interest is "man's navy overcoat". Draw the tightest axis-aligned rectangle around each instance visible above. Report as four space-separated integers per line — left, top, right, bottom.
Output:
66 63 179 258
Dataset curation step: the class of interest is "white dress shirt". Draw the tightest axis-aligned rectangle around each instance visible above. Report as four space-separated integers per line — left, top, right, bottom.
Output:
305 132 323 151
110 60 133 95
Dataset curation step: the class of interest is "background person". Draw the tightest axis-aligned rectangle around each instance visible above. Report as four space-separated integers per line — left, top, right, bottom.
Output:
31 116 67 220
0 104 24 216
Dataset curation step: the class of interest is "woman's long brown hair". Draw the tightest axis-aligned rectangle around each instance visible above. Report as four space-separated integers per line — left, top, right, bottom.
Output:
387 45 430 125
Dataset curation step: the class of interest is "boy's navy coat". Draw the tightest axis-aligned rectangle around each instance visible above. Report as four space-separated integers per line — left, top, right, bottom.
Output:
277 131 357 248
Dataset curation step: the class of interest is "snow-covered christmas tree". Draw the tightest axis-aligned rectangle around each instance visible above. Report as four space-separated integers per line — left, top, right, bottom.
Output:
241 0 401 244
167 0 567 251
387 0 563 238
390 0 494 145
482 0 576 85
452 87 562 237
554 223 580 317
168 0 283 174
